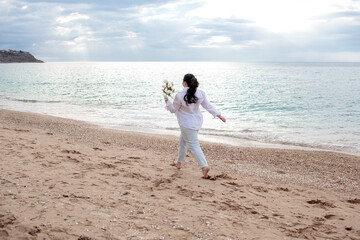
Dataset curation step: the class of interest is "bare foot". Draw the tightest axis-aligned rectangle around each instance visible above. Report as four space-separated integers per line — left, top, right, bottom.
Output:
176 162 182 169
171 160 182 169
202 167 210 179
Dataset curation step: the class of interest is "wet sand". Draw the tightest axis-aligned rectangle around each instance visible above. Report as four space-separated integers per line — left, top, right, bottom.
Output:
1 109 359 239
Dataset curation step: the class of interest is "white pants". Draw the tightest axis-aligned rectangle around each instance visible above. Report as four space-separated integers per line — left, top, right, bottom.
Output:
177 126 208 168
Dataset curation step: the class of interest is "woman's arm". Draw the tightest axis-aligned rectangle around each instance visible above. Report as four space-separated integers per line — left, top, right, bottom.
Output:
201 92 226 122
165 94 181 113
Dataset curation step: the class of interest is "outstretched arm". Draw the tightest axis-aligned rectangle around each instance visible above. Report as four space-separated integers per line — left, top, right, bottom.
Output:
201 93 226 123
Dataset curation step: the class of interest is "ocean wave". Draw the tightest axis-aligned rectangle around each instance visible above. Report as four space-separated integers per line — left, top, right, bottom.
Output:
0 96 62 104
198 128 360 156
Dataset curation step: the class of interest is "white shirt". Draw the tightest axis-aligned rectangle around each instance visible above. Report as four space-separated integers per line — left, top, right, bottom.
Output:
165 87 220 130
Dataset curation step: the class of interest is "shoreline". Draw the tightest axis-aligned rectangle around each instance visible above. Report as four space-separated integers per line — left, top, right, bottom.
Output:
108 125 360 158
1 104 359 158
1 108 360 239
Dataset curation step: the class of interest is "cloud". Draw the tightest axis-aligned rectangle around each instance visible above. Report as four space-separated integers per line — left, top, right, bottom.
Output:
56 12 90 24
1 0 359 61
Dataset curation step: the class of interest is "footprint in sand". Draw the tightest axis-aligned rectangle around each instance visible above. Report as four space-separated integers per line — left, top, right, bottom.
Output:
78 236 93 240
170 171 182 179
324 214 344 220
72 172 84 179
347 198 360 204
0 214 17 228
153 178 172 187
272 213 285 218
27 226 41 236
176 186 197 198
209 173 235 181
307 199 335 208
32 152 45 159
224 181 242 187
221 182 244 193
124 172 150 180
13 128 30 132
98 162 116 169
252 186 269 193
276 187 290 192
218 199 243 211
114 159 133 166
61 149 81 154
0 230 9 238
66 156 80 163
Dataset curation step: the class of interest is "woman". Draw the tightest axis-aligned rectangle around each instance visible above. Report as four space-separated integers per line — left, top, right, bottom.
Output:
165 73 226 179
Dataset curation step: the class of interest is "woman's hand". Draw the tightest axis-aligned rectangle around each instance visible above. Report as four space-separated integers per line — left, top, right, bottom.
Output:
164 96 168 103
217 115 226 122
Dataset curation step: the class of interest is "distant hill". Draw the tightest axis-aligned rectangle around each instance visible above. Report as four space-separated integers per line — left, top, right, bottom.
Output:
0 49 44 63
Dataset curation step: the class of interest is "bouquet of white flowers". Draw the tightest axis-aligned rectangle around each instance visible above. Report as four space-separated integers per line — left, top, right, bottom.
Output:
162 80 176 99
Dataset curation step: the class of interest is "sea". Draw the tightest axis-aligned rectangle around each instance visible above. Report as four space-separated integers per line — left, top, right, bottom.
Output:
1 62 359 156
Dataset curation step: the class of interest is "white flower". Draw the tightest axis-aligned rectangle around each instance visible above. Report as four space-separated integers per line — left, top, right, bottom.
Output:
161 80 175 99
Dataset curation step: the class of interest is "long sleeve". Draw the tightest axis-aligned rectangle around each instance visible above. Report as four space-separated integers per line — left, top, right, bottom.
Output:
165 87 220 130
201 92 220 117
165 93 182 113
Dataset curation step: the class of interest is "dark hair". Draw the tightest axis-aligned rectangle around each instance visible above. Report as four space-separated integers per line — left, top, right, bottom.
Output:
183 73 199 105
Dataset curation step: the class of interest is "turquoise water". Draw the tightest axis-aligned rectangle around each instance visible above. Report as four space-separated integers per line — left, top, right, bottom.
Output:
1 62 359 155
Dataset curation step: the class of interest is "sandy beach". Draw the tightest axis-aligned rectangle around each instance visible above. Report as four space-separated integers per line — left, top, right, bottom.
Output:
0 109 359 239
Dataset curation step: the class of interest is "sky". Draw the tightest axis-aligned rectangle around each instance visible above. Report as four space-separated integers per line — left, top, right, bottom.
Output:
0 0 360 62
